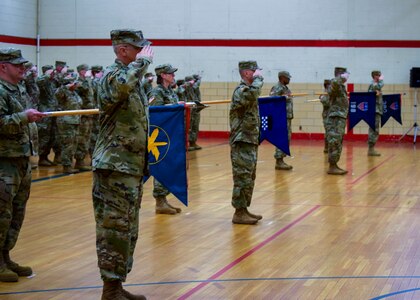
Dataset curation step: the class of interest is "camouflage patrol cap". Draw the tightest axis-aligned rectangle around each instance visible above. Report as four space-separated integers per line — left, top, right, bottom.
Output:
278 71 291 79
193 74 200 80
155 64 177 76
185 75 194 81
42 65 54 73
145 72 154 77
24 62 33 69
91 65 103 73
0 48 28 64
176 79 185 86
334 67 348 76
55 60 66 67
371 70 381 77
110 29 151 48
77 64 89 72
238 60 259 71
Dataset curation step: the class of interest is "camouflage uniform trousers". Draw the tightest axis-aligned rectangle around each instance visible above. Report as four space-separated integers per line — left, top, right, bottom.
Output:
37 117 59 157
323 116 328 149
188 108 200 143
153 179 170 198
89 115 99 157
28 123 39 156
92 169 143 281
56 123 79 167
368 113 381 147
274 118 292 159
325 116 346 164
231 142 258 209
75 116 93 162
0 157 31 251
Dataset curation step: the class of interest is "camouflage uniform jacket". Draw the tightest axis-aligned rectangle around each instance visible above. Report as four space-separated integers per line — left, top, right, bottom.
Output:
229 76 264 146
320 94 330 118
270 82 293 119
24 72 40 109
368 80 384 115
55 85 82 125
328 76 348 119
141 79 153 99
37 74 58 112
192 79 201 102
75 77 95 109
92 57 151 176
0 78 33 157
150 84 179 106
51 71 65 90
176 85 187 102
91 77 101 108
184 85 195 102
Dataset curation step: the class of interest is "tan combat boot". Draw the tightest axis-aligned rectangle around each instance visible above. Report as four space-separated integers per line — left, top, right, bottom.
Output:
155 197 177 215
167 201 182 213
368 146 381 156
246 208 263 220
121 287 147 300
2 251 32 277
0 254 18 282
275 158 293 170
63 166 80 174
101 280 126 300
75 159 92 171
38 155 53 166
327 163 348 175
232 208 259 225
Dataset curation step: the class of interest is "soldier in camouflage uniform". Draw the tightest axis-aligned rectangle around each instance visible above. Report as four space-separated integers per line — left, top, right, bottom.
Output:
141 72 154 99
326 67 350 175
176 79 187 102
55 74 82 174
320 79 331 153
187 74 202 151
230 60 264 225
367 70 384 156
0 48 45 282
149 64 182 215
89 65 103 158
270 71 293 170
74 64 94 170
37 65 60 166
92 29 153 300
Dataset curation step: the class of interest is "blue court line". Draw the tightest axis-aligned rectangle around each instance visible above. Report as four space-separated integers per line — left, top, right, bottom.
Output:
1 275 420 296
370 287 420 299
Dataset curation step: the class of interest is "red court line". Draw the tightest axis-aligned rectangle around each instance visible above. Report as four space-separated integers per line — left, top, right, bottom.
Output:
349 154 396 185
177 205 321 300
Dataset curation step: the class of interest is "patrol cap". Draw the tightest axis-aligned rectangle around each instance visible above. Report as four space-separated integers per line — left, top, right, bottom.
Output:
42 64 54 73
77 64 89 72
238 60 259 71
193 74 200 80
371 70 381 77
155 64 177 76
176 79 185 86
110 29 151 48
278 71 291 79
0 48 28 65
91 65 103 73
185 75 194 81
24 62 33 69
145 72 154 77
334 67 348 76
55 60 66 67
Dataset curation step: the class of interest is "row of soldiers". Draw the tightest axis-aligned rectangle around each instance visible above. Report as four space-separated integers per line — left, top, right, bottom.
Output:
22 60 203 175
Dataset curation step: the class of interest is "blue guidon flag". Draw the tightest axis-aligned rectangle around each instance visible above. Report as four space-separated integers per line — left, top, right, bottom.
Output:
258 96 290 156
146 104 188 206
381 94 402 127
348 92 376 130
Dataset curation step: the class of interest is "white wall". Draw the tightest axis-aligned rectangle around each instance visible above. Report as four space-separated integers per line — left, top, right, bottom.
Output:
34 0 420 84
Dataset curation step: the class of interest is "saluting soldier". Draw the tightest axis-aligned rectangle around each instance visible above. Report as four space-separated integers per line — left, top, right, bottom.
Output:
270 71 294 170
320 79 331 153
367 70 384 156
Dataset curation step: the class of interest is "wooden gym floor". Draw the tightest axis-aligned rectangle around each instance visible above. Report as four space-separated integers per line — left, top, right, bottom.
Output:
1 138 420 300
